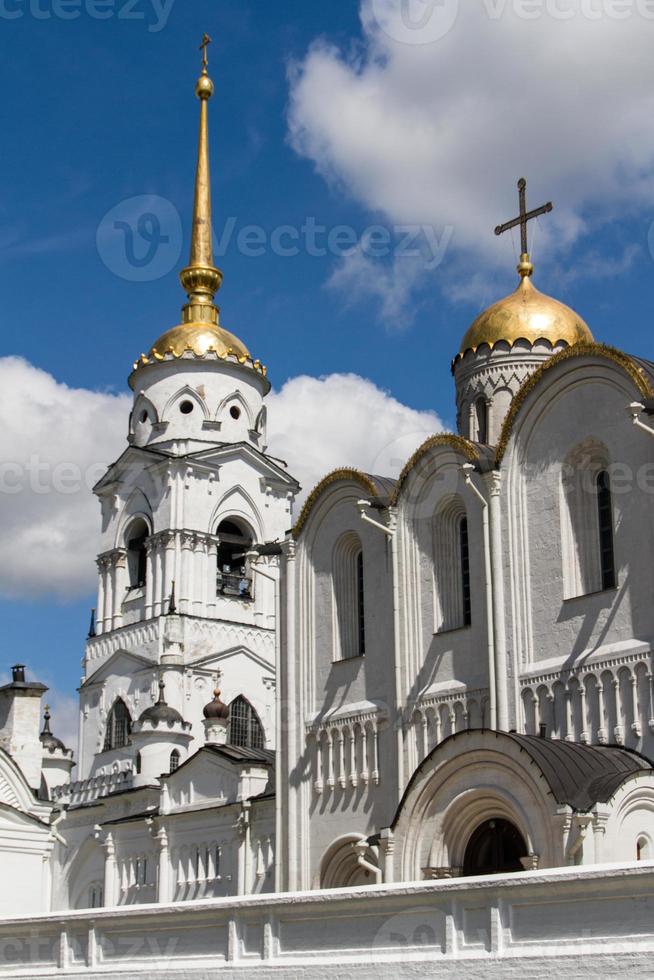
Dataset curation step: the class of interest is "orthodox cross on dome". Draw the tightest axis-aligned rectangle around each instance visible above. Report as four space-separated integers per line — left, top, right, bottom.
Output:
494 178 553 272
199 32 211 74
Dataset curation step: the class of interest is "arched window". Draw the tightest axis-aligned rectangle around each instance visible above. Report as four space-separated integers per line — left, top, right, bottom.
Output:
169 749 180 773
433 498 471 632
473 397 488 444
229 695 264 749
216 519 253 599
88 883 104 909
460 517 471 627
596 470 616 591
103 699 132 751
561 441 616 598
125 518 149 589
333 532 365 660
463 818 527 876
637 836 651 861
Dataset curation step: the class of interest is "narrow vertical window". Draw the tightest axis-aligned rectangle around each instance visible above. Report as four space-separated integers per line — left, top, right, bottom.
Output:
126 518 149 589
475 398 488 444
333 532 366 659
356 549 366 656
460 517 471 626
169 749 180 773
596 470 615 590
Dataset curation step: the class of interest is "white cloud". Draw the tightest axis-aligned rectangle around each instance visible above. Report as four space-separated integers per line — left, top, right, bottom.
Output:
0 357 129 600
0 359 442 599
267 372 443 502
287 0 654 312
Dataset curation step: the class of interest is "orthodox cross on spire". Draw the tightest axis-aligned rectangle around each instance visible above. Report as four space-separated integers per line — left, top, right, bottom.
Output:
494 178 553 274
199 32 211 74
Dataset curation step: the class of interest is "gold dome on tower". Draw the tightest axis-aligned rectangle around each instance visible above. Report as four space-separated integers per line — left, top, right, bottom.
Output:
134 35 266 380
456 179 593 360
457 256 593 358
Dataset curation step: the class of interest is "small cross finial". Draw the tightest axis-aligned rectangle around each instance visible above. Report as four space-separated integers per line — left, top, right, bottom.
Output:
494 178 553 277
199 33 211 74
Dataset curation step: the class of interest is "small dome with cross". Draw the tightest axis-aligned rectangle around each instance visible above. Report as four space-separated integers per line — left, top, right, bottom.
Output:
455 178 593 360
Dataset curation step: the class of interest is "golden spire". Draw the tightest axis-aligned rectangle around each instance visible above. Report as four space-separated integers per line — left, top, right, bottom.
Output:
179 33 223 325
132 38 268 385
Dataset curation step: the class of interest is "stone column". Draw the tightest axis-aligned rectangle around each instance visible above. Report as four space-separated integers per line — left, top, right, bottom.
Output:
237 802 251 896
152 536 163 617
95 556 107 634
156 827 171 904
103 833 117 908
179 532 194 615
112 549 127 630
206 539 218 617
489 470 509 731
379 828 395 884
104 556 114 634
193 536 207 616
144 538 155 618
162 531 176 612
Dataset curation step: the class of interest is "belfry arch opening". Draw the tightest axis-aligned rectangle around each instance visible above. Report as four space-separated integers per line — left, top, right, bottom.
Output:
125 518 149 589
216 519 253 599
462 818 527 876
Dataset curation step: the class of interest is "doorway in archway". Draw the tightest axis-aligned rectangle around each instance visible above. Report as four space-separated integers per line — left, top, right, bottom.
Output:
462 818 527 876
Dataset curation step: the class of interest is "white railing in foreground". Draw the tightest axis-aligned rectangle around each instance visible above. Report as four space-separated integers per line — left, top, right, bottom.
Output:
1 863 654 978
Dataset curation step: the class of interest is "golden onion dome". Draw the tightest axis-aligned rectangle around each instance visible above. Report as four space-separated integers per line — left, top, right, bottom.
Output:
457 256 593 359
147 321 251 363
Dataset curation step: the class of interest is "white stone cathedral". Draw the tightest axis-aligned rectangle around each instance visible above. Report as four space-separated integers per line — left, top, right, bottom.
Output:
4 47 654 948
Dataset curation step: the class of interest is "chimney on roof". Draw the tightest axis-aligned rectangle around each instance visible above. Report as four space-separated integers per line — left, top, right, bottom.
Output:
0 665 48 791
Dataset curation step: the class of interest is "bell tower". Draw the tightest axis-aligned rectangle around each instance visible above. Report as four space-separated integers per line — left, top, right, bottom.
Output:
73 39 299 786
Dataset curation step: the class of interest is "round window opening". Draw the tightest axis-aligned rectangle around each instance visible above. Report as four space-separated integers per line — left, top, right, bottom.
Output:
179 400 194 415
139 410 149 424
230 405 241 420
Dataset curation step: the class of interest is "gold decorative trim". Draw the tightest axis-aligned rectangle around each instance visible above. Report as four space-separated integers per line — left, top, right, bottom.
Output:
495 343 654 464
389 434 481 507
451 335 558 370
293 469 381 539
133 348 267 377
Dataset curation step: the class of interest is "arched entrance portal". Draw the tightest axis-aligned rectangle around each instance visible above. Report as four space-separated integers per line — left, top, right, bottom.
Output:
462 818 527 876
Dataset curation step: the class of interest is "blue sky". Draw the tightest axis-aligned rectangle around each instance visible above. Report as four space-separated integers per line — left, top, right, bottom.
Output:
2 0 654 737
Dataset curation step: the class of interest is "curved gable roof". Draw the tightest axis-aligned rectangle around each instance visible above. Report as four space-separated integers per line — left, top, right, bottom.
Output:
392 729 652 825
496 343 654 464
507 733 650 811
390 434 482 507
293 469 396 538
